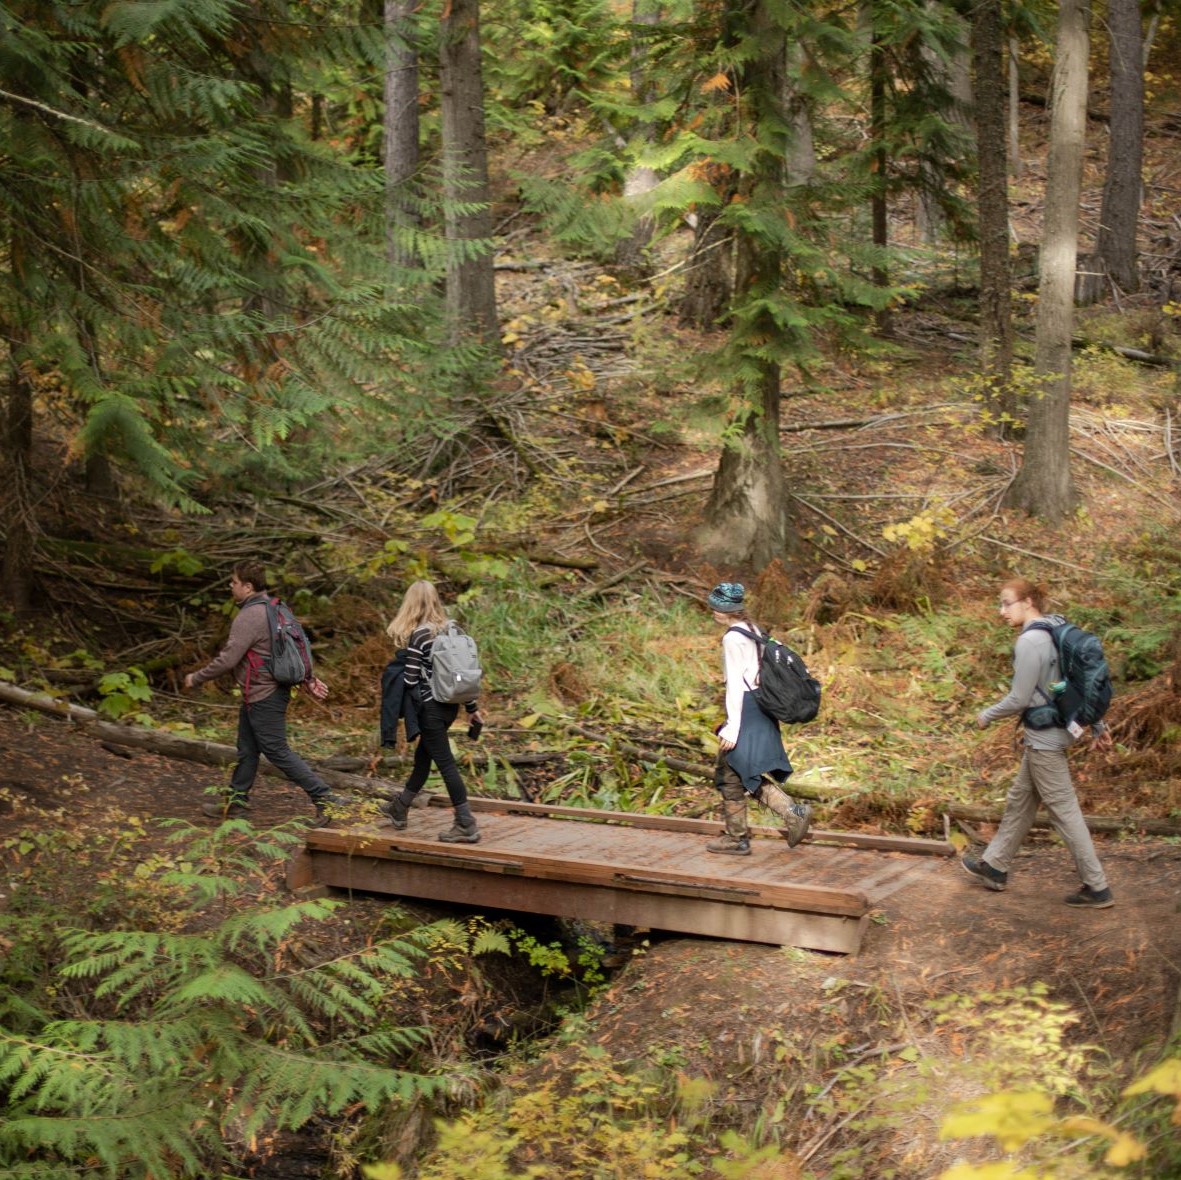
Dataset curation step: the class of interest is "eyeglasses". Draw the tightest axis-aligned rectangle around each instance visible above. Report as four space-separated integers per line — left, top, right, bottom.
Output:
998 598 1020 610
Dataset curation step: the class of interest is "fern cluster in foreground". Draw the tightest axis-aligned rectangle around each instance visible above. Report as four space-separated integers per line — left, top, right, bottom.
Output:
0 819 449 1178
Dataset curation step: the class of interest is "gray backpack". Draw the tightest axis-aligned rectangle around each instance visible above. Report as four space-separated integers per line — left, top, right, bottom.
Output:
428 621 483 704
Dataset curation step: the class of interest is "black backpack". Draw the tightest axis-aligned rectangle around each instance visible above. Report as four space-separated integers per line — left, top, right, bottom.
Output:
727 627 821 725
264 597 315 686
1024 618 1113 729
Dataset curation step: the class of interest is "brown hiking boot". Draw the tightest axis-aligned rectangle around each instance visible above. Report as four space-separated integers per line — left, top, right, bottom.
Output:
705 832 752 856
781 803 812 849
201 798 251 820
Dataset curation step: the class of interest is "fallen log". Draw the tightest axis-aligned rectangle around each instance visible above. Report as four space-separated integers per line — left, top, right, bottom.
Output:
562 721 837 802
0 682 395 798
945 802 1181 838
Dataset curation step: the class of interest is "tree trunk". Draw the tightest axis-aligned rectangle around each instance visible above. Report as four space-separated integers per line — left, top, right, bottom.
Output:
439 0 499 349
869 14 891 335
384 0 421 270
613 0 662 274
702 359 790 568
973 0 1015 432
1090 0 1143 296
785 40 816 185
2 327 35 614
1007 36 1022 176
677 206 733 329
916 3 971 244
1006 0 1090 524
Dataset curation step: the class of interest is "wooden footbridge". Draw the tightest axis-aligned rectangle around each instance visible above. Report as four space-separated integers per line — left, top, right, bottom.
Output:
289 797 954 955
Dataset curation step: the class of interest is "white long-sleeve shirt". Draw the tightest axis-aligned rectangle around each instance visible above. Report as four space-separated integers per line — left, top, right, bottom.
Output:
719 622 762 744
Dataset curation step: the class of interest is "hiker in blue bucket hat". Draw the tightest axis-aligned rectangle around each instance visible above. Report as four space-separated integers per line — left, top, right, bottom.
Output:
705 582 812 855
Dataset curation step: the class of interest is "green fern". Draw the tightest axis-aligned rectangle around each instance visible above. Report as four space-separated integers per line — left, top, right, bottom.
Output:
0 820 448 1177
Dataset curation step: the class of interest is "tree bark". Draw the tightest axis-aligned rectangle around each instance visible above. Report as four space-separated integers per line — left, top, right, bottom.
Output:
613 0 662 274
677 205 733 329
1090 0 1143 296
869 12 891 335
973 0 1015 432
700 0 792 568
2 325 35 614
1008 36 1022 176
384 0 422 270
439 0 499 349
1006 0 1089 524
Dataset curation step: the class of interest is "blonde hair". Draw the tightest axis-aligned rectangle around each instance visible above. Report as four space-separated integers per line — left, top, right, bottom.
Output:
386 580 449 647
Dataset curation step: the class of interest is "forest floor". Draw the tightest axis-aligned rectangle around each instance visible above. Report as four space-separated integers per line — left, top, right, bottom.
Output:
5 89 1181 1177
3 626 1180 1175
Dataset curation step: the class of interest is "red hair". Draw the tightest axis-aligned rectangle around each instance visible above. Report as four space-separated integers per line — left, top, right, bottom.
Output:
1001 577 1046 612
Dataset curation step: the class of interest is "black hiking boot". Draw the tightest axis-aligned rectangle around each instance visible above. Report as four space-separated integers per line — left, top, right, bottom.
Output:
961 854 1008 892
1064 885 1114 909
378 793 413 830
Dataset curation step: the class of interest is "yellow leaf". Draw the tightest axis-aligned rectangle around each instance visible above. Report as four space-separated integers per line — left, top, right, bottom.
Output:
517 713 541 729
701 71 732 94
1124 1058 1181 1098
1104 1131 1148 1166
939 1091 1055 1152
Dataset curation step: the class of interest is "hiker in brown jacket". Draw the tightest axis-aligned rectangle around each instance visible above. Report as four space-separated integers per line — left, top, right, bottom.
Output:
184 561 348 823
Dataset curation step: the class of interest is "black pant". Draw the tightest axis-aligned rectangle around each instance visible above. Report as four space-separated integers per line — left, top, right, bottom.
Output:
403 697 468 808
229 688 329 803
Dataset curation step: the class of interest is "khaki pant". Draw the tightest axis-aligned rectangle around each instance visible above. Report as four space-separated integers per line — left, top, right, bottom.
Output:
983 747 1108 891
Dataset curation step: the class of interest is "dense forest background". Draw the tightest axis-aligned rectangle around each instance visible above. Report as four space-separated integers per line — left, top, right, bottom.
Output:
2 1 1181 1177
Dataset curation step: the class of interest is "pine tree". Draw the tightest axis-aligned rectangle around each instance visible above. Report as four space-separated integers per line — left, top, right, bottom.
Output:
0 1 450 611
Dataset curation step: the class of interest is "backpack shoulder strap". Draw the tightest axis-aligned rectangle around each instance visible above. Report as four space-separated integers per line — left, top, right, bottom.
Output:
725 625 765 645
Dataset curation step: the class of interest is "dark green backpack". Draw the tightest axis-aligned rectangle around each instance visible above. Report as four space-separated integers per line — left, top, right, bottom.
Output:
1023 619 1113 730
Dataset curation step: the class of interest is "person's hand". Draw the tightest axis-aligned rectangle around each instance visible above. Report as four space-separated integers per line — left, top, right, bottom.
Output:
305 676 329 701
718 736 736 752
1091 728 1113 751
183 673 195 690
976 715 990 730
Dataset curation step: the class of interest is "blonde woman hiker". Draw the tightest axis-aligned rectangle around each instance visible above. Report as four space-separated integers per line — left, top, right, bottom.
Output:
379 581 484 844
706 583 812 855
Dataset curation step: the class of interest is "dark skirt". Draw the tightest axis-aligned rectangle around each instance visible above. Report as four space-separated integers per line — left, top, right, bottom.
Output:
725 692 793 795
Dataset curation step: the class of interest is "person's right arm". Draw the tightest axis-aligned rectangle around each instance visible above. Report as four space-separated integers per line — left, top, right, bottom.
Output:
187 607 260 688
718 629 755 747
977 631 1042 727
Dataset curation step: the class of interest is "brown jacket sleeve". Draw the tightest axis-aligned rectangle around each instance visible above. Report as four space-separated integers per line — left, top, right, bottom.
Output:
190 597 273 695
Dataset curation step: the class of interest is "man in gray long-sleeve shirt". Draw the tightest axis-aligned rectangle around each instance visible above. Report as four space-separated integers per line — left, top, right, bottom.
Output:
961 577 1114 908
184 561 345 822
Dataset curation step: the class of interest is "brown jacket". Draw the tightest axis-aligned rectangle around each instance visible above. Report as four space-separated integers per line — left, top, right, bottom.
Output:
190 593 278 703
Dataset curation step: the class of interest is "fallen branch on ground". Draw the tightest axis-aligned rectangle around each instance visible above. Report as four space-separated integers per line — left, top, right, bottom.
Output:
946 802 1181 837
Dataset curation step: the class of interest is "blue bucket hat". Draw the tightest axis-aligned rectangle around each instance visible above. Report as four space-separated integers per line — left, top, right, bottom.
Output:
707 582 745 613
